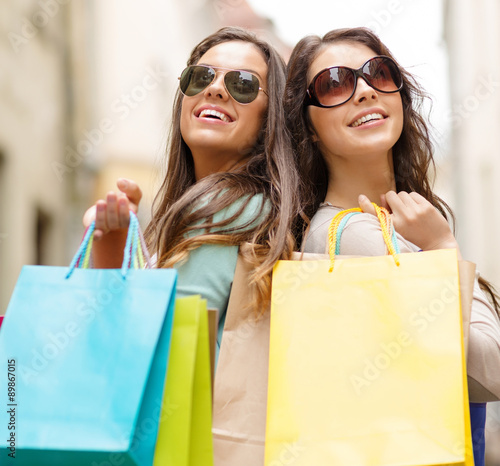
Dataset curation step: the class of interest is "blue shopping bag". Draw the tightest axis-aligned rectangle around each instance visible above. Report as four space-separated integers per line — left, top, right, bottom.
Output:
0 213 176 466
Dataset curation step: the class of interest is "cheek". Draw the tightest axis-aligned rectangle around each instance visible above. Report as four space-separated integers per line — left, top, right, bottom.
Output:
307 108 322 141
241 103 267 144
179 101 190 140
394 100 404 138
309 108 342 146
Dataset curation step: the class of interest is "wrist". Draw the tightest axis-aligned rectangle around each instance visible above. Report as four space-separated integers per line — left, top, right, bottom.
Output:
424 238 462 260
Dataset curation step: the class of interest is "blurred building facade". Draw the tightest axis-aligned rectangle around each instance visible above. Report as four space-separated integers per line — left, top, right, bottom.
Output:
0 0 288 313
0 0 72 312
444 0 500 285
444 0 500 463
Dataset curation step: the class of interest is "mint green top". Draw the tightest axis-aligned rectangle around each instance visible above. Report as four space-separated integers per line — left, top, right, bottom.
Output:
173 194 267 362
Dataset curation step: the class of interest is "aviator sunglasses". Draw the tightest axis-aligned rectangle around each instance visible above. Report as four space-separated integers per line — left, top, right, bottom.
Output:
305 55 403 108
178 65 268 104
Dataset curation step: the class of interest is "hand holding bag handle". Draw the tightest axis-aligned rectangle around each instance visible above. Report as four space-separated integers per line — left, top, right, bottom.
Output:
328 203 400 270
67 211 152 278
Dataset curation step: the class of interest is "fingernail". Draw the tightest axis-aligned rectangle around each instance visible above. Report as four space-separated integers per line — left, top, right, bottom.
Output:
118 179 128 188
359 194 367 202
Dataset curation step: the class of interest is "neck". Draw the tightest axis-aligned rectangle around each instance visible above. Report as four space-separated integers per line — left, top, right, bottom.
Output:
324 151 396 209
192 149 248 181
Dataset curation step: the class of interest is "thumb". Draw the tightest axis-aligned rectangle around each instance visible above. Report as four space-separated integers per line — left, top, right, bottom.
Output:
83 205 96 228
117 178 142 206
358 194 376 216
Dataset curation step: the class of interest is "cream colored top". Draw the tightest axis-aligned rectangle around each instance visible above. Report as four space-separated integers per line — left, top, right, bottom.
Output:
303 204 500 402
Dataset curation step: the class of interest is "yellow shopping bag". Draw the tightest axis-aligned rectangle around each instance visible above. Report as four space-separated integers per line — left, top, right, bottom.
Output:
154 295 214 465
265 207 473 466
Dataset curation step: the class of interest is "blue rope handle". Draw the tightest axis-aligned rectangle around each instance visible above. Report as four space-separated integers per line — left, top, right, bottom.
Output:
66 211 148 279
334 210 400 255
335 212 358 255
66 223 96 278
122 212 140 278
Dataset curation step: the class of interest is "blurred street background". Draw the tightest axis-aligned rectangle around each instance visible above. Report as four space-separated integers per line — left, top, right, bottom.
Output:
1 0 499 462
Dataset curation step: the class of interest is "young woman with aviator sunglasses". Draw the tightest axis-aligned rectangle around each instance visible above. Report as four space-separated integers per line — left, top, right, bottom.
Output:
83 26 299 357
285 27 500 466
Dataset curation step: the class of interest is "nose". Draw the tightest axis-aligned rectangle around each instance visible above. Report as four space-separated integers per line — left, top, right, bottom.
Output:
353 76 378 104
203 72 229 101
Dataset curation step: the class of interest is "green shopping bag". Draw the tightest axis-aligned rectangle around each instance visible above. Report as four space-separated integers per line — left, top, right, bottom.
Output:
153 295 214 465
0 213 177 466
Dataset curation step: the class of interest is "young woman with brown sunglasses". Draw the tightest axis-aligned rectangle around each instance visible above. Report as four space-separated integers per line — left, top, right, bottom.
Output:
286 27 500 466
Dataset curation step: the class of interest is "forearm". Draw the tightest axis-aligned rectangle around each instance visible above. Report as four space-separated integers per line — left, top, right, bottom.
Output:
467 278 500 401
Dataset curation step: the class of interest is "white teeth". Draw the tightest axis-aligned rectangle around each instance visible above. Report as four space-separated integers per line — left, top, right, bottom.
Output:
199 109 231 123
350 113 384 128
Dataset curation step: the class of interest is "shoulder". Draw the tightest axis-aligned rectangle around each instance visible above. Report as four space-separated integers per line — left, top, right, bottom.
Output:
302 204 341 253
213 193 267 222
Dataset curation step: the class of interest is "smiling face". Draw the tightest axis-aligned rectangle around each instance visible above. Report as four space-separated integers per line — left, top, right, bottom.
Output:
307 41 404 167
180 41 268 178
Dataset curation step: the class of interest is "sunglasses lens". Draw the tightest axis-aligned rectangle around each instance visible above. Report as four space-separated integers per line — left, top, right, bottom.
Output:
313 67 355 107
225 70 260 104
179 67 261 104
179 66 215 96
363 57 402 93
309 56 402 107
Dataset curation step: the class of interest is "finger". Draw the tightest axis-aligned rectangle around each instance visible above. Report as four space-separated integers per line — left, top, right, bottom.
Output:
93 229 104 241
94 201 108 237
396 191 415 207
384 191 407 214
117 178 142 208
117 196 131 229
408 192 427 204
106 192 120 230
358 194 377 216
83 205 96 228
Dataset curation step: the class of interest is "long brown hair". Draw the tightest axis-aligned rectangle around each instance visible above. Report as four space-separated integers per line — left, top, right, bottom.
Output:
144 27 299 312
285 27 499 312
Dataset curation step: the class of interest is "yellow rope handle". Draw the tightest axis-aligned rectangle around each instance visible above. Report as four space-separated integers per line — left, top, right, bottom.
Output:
328 207 360 269
327 203 400 272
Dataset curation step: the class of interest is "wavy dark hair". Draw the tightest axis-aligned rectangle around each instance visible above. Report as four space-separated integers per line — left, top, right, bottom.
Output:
144 26 299 312
285 27 499 312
